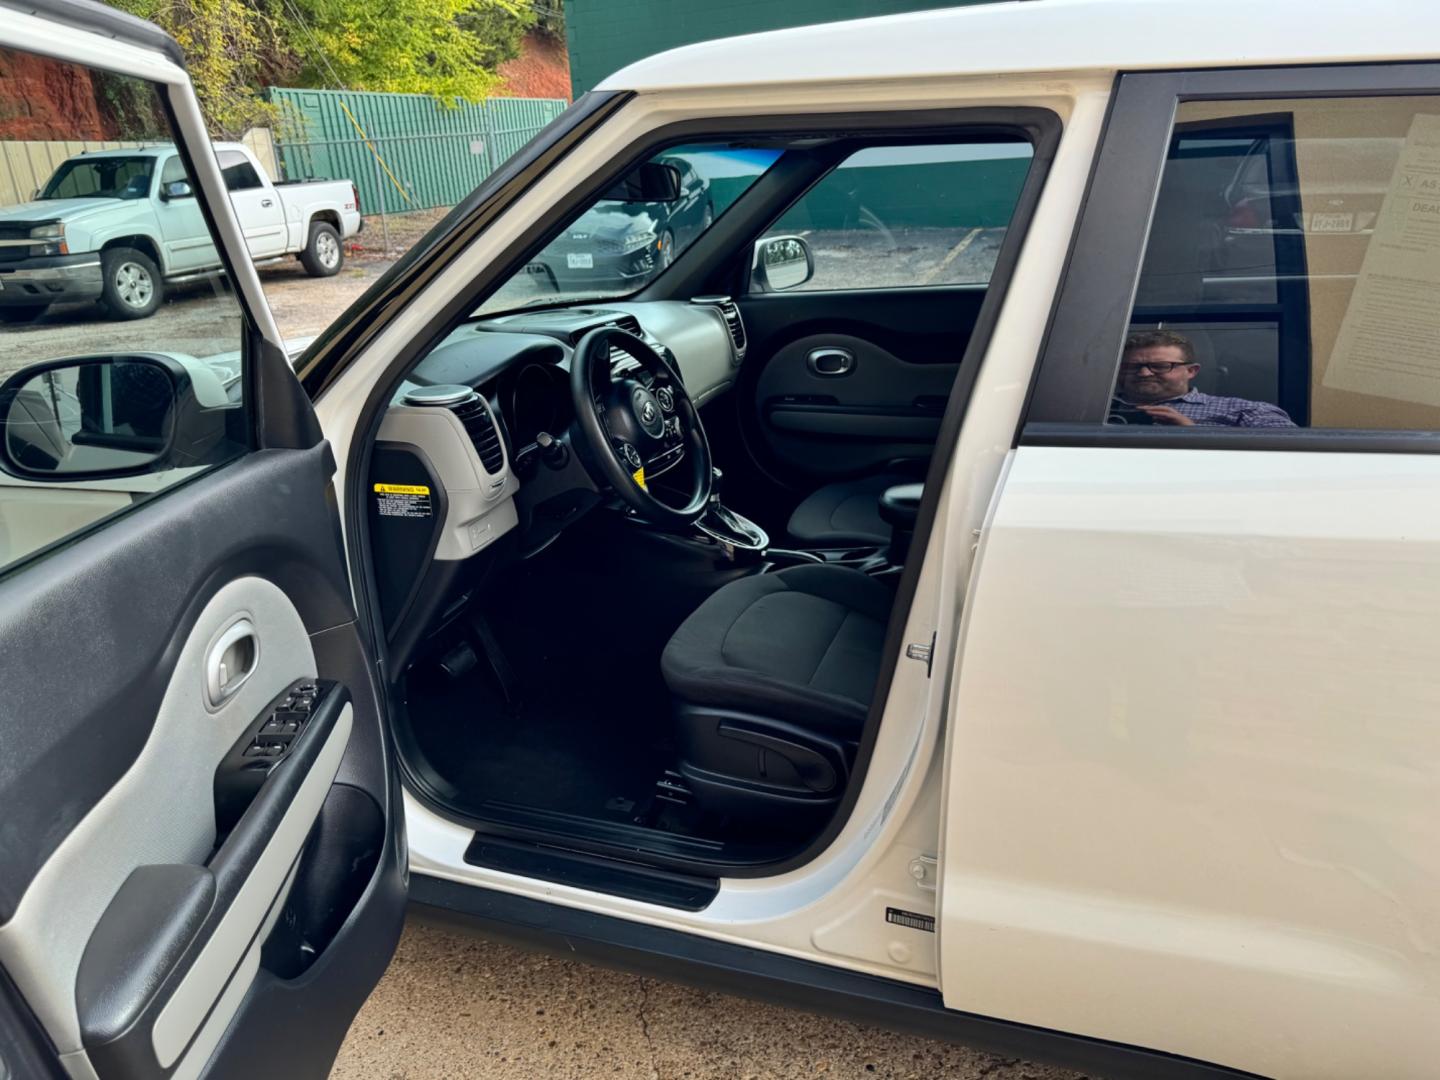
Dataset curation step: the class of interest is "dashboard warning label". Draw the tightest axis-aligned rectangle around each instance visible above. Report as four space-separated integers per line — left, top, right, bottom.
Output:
374 483 432 518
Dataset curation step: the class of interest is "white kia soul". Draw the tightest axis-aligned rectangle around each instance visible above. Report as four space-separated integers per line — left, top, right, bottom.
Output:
0 1 1436 1078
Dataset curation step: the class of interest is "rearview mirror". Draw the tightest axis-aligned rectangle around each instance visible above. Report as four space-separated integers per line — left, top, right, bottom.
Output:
752 235 814 292
161 180 193 200
602 162 682 203
0 355 184 479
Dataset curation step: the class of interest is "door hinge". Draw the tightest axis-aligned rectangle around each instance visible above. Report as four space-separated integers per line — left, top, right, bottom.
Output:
905 632 936 676
908 854 938 892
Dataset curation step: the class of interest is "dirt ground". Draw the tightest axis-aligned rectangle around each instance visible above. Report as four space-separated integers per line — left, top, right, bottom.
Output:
331 918 1088 1080
0 220 1004 382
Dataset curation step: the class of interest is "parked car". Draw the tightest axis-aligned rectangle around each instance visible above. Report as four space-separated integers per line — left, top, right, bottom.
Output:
0 142 360 320
3 3 1440 1080
525 152 712 292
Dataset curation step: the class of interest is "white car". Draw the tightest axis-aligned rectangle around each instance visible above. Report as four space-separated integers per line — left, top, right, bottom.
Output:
1 2 1437 1080
0 143 360 320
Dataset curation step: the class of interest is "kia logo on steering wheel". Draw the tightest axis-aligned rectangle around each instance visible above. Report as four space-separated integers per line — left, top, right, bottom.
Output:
640 401 657 424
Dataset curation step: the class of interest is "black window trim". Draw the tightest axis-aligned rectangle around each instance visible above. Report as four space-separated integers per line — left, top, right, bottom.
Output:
1022 61 1440 453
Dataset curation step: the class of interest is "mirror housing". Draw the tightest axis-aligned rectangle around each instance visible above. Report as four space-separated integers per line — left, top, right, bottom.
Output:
602 162 682 203
160 179 193 201
0 354 211 481
751 235 815 292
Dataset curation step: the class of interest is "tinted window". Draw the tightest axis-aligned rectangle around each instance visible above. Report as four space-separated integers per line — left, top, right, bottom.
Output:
1111 96 1440 431
480 143 781 314
756 141 1034 292
217 150 262 192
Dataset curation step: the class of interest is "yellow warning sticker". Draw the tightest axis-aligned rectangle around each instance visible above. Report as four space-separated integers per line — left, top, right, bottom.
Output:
631 467 647 490
373 483 429 495
374 482 433 519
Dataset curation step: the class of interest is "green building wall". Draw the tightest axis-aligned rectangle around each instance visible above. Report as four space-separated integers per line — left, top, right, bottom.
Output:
563 0 995 97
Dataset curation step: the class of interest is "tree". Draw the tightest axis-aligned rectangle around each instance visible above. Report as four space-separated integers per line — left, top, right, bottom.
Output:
111 0 282 137
107 0 551 135
277 0 532 102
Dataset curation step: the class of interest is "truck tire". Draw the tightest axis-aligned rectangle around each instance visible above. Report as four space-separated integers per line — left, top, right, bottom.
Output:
300 221 344 277
0 305 49 323
100 247 163 320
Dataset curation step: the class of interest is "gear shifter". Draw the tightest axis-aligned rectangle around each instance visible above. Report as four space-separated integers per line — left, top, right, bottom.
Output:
696 466 768 552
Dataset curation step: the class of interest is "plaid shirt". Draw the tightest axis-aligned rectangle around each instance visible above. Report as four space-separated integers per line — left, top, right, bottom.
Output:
1125 389 1296 428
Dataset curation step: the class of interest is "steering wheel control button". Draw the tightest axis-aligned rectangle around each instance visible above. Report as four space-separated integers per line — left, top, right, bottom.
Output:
618 442 643 471
656 386 675 413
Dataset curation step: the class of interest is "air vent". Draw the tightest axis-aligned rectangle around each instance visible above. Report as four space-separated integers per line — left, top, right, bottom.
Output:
451 395 506 475
691 296 746 364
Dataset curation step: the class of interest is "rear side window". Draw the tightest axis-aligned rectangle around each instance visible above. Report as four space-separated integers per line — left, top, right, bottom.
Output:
755 141 1034 292
1109 96 1440 431
216 150 263 192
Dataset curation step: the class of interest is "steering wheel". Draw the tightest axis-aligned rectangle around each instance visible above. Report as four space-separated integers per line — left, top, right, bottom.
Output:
570 326 712 528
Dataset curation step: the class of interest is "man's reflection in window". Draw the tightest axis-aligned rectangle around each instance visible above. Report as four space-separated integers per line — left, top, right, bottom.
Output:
1109 330 1295 428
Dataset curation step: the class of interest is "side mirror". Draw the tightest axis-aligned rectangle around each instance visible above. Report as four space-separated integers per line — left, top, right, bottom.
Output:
161 180 193 200
0 355 188 479
752 235 815 292
602 162 682 203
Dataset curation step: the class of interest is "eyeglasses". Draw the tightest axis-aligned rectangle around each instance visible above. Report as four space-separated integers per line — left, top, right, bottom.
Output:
1120 361 1192 375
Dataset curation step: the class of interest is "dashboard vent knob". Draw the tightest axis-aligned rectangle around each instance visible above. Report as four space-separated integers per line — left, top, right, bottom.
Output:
402 384 506 476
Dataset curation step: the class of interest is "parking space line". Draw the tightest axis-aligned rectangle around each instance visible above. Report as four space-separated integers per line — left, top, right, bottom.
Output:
921 226 984 284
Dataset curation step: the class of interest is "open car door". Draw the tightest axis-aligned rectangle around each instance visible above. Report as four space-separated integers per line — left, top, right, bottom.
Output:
0 5 403 1079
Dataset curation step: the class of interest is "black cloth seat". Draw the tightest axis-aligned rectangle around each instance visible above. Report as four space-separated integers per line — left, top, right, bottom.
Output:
661 565 892 826
786 471 912 548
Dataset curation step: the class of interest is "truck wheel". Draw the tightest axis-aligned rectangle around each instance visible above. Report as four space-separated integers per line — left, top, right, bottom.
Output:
300 221 344 277
0 305 49 324
100 247 163 320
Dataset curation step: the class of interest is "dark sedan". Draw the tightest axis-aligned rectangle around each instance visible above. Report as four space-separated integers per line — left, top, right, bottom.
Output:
526 156 713 293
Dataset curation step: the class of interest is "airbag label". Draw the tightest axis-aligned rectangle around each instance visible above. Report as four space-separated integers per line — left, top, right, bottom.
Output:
374 482 432 518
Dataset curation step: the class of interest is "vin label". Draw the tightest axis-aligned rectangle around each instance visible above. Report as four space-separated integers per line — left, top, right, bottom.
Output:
374 482 432 519
885 907 935 933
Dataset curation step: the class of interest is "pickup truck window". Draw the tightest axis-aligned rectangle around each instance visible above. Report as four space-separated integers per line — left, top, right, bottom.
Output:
216 150 263 192
0 45 250 575
1110 95 1440 432
41 156 155 201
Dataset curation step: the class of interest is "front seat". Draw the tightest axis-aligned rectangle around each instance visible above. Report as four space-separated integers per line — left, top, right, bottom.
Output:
660 564 891 829
786 471 913 548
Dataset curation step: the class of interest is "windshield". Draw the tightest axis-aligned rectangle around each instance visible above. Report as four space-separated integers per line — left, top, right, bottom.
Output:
40 156 156 201
479 143 783 315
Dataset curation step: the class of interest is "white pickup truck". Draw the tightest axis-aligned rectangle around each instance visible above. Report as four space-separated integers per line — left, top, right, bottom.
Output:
0 141 360 320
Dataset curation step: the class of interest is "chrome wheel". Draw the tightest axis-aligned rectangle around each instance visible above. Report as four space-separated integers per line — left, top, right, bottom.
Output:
316 229 341 270
114 261 154 309
659 230 675 269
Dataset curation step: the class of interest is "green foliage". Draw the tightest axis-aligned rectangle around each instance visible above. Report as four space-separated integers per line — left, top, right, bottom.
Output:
279 0 531 102
107 0 555 134
111 0 281 137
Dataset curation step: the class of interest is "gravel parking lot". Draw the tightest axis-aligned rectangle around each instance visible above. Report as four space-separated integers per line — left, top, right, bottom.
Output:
0 221 1005 382
333 918 1087 1080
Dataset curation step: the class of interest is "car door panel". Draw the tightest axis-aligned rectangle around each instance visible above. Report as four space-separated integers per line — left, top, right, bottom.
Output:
738 286 986 479
0 445 404 1079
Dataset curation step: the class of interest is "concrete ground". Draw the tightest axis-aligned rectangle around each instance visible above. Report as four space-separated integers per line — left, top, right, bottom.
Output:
331 919 1089 1080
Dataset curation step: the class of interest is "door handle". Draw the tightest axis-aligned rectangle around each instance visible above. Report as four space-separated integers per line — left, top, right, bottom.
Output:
206 619 258 708
260 198 274 208
807 347 855 376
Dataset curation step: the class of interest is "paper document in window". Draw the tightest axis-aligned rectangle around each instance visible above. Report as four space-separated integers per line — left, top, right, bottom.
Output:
1321 113 1440 406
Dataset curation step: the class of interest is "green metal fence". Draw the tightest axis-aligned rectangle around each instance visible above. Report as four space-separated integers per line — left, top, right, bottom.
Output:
268 87 567 232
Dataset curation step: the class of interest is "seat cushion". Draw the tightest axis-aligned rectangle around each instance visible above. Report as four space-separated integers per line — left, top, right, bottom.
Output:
787 472 912 548
661 565 892 733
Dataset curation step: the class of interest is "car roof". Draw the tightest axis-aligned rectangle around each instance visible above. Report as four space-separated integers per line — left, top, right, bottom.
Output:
597 0 1438 91
69 142 245 159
